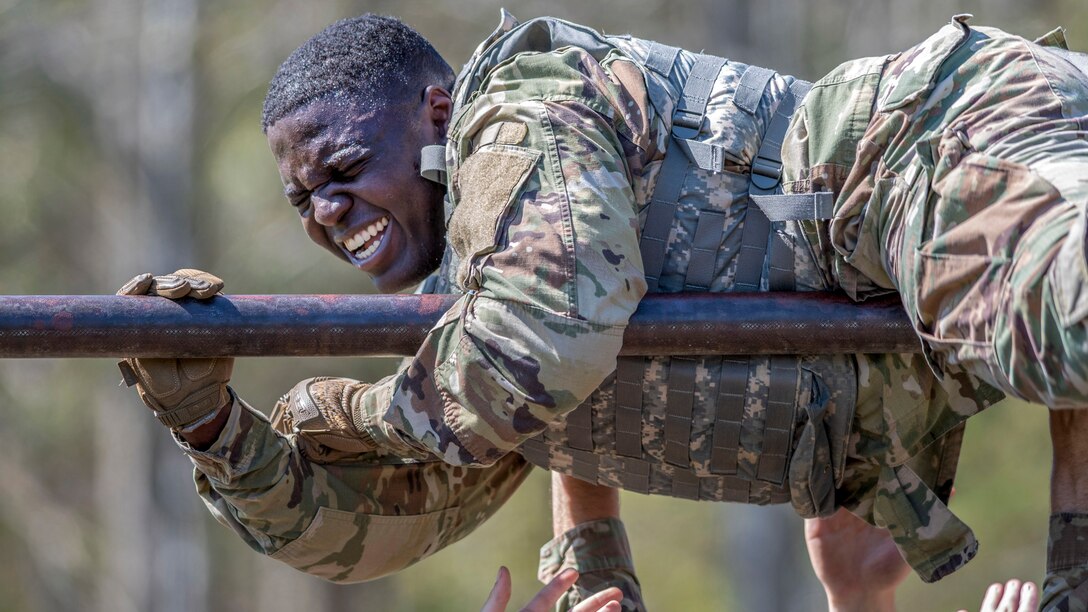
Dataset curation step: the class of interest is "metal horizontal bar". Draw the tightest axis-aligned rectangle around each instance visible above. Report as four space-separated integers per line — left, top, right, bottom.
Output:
0 293 920 358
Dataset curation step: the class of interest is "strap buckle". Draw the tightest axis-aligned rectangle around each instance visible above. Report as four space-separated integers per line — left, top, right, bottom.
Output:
751 155 782 192
671 108 703 139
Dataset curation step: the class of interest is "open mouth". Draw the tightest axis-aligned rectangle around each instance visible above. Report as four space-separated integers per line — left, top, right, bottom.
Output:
341 216 389 261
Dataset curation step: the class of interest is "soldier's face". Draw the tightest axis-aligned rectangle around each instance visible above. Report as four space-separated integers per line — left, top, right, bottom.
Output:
266 90 451 292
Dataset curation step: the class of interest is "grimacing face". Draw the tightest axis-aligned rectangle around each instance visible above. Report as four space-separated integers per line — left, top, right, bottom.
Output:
266 88 451 292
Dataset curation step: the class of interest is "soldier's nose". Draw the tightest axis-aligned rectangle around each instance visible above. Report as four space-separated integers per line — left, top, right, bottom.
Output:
312 193 351 227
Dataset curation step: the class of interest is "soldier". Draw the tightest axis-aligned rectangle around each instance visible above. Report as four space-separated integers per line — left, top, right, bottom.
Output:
116 10 1088 611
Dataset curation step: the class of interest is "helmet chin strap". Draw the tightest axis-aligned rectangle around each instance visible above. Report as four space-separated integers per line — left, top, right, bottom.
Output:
419 145 448 186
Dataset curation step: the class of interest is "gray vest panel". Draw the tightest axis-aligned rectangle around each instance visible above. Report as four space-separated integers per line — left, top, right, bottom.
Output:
446 17 855 508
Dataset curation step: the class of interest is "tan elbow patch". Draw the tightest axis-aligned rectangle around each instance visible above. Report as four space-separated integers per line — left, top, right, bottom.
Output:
449 147 539 289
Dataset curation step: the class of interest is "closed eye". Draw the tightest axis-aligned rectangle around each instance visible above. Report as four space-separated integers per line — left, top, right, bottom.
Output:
287 191 311 213
334 157 369 182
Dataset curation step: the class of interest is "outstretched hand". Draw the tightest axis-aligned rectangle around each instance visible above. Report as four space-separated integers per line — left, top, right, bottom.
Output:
961 580 1038 612
804 507 910 612
480 566 622 612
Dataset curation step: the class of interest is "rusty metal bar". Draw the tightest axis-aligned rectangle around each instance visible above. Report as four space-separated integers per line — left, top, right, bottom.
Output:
0 293 920 358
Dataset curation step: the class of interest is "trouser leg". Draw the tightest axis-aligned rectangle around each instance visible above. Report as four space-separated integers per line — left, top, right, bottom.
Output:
893 148 1088 409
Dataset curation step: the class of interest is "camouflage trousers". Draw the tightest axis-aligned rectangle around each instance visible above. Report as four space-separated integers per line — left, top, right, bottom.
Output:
832 24 1088 410
825 22 1088 605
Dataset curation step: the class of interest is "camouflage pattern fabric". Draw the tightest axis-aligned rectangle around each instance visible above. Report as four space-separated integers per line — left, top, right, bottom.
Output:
538 518 644 612
177 390 531 582
1044 513 1088 611
784 12 1088 589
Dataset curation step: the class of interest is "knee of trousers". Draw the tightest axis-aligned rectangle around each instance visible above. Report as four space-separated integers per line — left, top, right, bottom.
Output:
992 204 1088 408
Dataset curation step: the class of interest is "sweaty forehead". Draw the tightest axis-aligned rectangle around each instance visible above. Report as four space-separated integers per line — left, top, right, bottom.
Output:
268 98 385 170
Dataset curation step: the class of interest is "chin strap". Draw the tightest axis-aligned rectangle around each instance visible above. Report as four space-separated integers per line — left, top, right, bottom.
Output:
420 145 448 186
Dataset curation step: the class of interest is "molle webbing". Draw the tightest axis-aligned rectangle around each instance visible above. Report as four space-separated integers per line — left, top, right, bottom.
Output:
516 38 828 504
637 49 727 294
602 47 813 502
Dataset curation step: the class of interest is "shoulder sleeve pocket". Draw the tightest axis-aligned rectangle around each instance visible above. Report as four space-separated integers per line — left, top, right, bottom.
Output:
448 146 541 290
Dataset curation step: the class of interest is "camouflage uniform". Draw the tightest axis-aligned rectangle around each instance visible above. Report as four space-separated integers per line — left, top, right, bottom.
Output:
782 14 1088 610
174 11 1088 610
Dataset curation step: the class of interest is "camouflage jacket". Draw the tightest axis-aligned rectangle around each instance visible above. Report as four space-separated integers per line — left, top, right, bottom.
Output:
423 11 986 583
175 11 1086 603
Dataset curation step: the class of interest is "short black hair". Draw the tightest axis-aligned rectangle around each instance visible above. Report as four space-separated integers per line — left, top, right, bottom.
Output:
261 14 454 131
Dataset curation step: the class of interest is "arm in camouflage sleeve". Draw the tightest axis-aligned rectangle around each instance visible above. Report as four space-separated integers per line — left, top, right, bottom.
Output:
1042 408 1088 609
539 518 644 612
173 383 532 583
352 47 649 466
1042 513 1088 610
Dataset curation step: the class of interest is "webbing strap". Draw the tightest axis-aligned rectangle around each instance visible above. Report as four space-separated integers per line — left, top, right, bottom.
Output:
618 457 650 494
709 357 749 474
734 77 813 292
722 476 752 502
749 192 835 222
684 210 725 291
671 139 728 173
768 231 795 291
732 203 771 291
615 357 646 457
755 357 800 485
733 66 776 115
664 357 698 467
419 145 447 186
570 448 602 483
518 437 550 468
645 41 680 77
640 54 728 291
671 468 700 500
638 151 685 292
750 79 812 193
565 402 594 451
707 357 798 485
672 54 728 139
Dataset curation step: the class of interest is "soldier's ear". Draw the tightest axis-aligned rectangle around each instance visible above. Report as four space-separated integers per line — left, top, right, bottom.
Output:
421 86 452 142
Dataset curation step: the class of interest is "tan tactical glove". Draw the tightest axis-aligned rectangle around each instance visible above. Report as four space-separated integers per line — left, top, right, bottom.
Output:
116 269 234 430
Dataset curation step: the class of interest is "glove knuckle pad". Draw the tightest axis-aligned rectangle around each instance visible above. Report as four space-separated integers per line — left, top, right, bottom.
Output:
284 377 373 461
181 359 216 381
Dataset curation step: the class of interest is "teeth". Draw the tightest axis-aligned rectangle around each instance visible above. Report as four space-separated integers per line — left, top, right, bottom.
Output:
343 217 389 252
355 227 385 259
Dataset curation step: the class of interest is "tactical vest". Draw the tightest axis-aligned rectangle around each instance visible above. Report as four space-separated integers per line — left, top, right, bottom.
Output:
424 17 855 514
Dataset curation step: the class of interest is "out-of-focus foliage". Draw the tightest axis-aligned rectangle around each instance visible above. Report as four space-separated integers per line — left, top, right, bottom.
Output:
0 0 1083 610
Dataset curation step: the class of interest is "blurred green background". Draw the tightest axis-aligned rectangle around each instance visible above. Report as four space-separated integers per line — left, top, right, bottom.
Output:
0 0 1084 610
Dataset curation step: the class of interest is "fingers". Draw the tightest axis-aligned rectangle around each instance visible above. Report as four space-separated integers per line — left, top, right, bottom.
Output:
975 580 1038 612
480 566 512 612
520 568 580 612
117 269 223 300
174 269 224 299
1016 581 1038 612
569 587 623 612
117 273 153 296
152 274 192 299
978 582 1004 612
